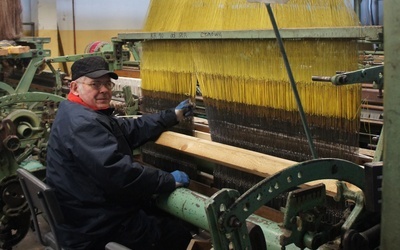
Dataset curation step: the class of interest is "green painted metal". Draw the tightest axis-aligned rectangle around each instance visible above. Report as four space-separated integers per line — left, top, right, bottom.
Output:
209 158 364 249
381 0 400 248
281 184 327 248
0 151 21 179
155 188 210 230
121 86 138 115
15 57 46 94
0 93 65 108
20 160 44 171
0 38 51 95
42 50 130 72
117 26 383 42
43 52 104 63
338 183 365 233
16 37 51 44
45 62 64 96
247 214 299 250
221 159 365 230
0 82 15 95
158 159 365 250
205 188 246 249
313 65 384 86
156 188 301 249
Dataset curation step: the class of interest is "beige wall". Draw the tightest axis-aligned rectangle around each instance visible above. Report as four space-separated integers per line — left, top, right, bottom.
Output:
21 0 149 76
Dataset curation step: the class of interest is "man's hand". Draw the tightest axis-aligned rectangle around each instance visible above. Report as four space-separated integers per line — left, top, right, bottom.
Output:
175 99 194 122
171 170 190 188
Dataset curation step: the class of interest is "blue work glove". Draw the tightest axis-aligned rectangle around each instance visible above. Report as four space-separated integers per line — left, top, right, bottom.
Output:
171 170 190 188
175 99 194 122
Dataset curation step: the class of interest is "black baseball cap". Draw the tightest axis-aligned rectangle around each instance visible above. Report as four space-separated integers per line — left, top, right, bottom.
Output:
71 56 118 81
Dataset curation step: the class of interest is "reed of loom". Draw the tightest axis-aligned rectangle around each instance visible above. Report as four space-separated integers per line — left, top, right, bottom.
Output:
140 0 362 200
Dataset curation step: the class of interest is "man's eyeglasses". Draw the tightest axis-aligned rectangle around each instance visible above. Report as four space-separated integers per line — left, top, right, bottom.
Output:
80 81 115 90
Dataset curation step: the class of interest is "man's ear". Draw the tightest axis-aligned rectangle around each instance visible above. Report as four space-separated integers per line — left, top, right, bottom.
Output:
69 81 79 95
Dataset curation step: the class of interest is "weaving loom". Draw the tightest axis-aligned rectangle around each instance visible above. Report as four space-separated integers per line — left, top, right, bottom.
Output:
139 0 361 164
112 1 384 248
107 2 383 249
120 0 367 198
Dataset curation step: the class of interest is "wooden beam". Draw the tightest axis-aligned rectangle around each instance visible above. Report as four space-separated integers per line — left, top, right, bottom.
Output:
156 131 295 177
155 131 361 194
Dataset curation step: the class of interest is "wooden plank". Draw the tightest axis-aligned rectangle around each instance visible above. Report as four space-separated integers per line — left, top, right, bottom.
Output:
193 130 211 141
8 46 30 54
156 131 296 177
115 67 140 78
0 48 8 56
359 148 376 158
155 131 361 194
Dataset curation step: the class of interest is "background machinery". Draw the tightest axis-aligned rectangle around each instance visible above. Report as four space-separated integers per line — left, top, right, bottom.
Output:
0 37 131 249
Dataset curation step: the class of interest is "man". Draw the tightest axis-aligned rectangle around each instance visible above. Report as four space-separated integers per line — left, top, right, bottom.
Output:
46 56 193 249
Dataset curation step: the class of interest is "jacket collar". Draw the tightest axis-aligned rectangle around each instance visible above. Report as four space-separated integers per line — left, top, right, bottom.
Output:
67 92 114 114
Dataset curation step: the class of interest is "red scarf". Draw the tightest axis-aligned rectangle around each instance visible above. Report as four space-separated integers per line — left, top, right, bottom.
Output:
67 92 103 110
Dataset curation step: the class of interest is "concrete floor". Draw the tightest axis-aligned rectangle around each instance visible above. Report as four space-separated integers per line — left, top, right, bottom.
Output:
12 216 48 250
13 229 43 250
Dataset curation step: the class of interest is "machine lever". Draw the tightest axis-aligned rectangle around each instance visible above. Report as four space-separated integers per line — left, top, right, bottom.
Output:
312 65 383 86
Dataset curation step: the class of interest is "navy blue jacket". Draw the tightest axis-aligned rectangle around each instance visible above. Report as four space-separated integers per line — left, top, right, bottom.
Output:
46 100 179 249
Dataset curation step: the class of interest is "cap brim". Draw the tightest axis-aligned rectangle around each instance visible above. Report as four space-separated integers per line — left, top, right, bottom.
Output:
85 70 118 80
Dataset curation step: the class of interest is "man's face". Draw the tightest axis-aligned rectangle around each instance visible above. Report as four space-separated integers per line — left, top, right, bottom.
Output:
70 75 114 109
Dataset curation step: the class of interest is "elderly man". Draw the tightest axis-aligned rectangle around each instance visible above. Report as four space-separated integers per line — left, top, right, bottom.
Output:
46 56 193 249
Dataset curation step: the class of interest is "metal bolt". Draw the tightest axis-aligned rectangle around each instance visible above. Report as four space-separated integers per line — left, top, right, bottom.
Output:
229 216 242 228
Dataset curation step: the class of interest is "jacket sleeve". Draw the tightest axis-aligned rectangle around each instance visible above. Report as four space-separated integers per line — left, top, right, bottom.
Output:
117 108 178 149
69 113 176 203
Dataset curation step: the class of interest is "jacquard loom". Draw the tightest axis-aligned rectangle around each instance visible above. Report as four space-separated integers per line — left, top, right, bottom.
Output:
0 0 395 249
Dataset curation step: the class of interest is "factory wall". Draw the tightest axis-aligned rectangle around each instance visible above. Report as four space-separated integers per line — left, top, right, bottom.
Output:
20 0 150 59
20 0 59 57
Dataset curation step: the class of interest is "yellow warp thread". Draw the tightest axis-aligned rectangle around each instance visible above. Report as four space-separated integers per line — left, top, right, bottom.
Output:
192 39 360 119
141 0 361 122
141 38 360 120
141 40 197 97
144 0 359 31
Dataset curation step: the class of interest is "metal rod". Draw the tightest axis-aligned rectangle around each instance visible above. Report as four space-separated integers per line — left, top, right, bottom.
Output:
265 3 318 159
